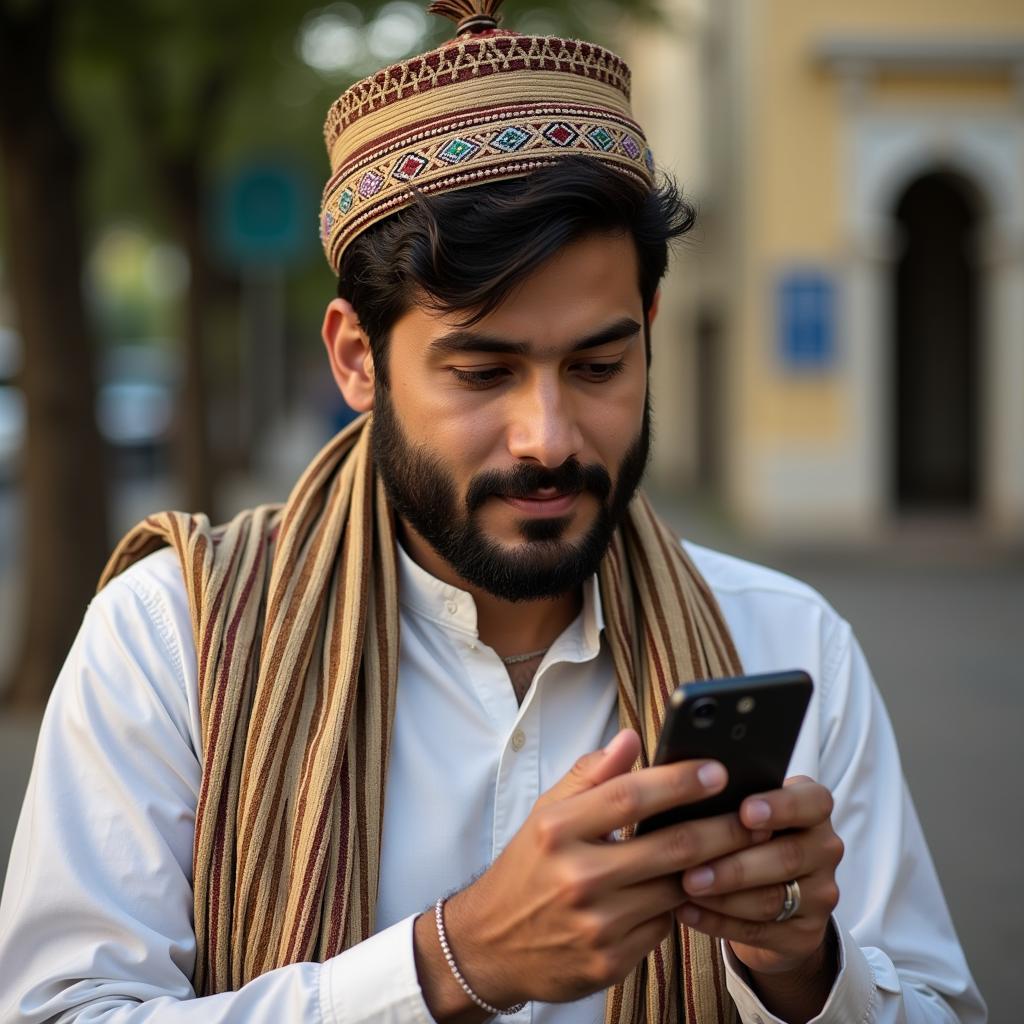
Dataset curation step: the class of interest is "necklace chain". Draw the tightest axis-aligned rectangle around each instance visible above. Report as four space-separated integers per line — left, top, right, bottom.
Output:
500 646 550 665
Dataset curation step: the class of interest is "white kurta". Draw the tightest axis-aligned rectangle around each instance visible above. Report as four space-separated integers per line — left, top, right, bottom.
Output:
0 540 985 1023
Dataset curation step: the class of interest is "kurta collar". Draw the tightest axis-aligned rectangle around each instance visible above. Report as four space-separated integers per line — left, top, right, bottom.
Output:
395 540 605 659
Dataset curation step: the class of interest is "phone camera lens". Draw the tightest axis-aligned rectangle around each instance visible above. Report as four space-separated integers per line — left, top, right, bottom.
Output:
737 696 756 714
690 697 717 729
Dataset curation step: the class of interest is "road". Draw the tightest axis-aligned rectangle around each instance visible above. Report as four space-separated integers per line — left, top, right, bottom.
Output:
1 479 1020 1019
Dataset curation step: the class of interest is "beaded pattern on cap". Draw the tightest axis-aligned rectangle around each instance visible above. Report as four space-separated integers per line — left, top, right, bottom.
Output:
321 104 654 272
323 35 633 147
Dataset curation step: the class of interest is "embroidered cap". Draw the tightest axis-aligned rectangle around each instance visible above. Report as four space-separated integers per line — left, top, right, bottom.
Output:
319 0 655 274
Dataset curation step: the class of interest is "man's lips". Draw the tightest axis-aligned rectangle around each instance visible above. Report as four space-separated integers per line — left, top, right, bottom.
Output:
498 489 580 517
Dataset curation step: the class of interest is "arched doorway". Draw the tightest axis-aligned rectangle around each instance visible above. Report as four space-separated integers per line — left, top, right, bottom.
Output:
892 171 983 511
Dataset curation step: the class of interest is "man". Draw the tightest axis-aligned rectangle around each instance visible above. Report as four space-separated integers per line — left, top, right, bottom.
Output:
0 2 984 1022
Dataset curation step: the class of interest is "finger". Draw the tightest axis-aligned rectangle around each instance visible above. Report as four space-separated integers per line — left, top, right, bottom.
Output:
784 774 815 786
686 882 795 924
681 827 834 897
559 759 728 840
603 811 757 886
601 876 688 935
688 871 840 925
739 779 834 833
538 730 642 807
676 902 789 950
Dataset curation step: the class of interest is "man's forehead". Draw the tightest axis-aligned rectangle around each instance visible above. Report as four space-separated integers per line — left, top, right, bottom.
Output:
396 232 645 356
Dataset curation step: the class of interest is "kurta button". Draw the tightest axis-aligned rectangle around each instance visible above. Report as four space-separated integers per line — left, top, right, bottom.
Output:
511 728 526 752
445 600 458 615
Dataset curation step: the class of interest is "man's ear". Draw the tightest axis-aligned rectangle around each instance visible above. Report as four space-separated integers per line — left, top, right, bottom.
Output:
322 297 376 412
647 289 661 328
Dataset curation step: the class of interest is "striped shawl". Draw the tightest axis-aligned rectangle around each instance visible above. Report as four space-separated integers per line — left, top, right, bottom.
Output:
100 414 742 1023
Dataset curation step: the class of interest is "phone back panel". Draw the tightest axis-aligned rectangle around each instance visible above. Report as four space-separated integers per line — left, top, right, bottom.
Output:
635 670 813 835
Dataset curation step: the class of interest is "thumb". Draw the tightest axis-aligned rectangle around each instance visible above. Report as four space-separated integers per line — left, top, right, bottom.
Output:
539 729 641 806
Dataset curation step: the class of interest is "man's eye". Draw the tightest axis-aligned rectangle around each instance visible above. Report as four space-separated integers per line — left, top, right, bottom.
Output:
577 360 626 381
449 367 509 388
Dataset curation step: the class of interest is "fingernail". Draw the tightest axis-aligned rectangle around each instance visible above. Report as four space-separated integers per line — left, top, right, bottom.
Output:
680 904 700 925
697 762 726 789
746 799 771 825
686 867 714 893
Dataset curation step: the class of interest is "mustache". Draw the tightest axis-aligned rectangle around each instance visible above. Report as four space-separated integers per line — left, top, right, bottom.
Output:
466 458 613 513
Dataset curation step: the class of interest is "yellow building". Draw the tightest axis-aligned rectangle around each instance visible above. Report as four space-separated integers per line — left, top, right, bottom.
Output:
630 0 1024 541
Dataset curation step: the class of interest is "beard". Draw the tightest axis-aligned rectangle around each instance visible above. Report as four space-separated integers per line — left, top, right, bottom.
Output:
371 386 651 602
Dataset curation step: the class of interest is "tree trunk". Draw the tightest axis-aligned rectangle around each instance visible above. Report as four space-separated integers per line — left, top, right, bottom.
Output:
162 157 215 517
120 72 219 519
0 0 110 707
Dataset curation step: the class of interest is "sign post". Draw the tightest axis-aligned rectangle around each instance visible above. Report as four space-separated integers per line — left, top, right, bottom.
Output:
214 163 312 460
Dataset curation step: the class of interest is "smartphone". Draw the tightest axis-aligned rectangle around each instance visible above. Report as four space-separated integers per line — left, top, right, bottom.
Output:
634 669 813 835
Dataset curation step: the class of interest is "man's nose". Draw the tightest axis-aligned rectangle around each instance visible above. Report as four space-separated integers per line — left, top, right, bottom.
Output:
505 376 584 468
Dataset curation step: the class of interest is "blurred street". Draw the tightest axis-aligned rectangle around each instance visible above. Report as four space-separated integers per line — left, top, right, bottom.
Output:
1 457 1020 1019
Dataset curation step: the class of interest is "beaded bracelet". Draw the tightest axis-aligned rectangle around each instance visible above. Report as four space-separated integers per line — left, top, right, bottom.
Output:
434 897 527 1016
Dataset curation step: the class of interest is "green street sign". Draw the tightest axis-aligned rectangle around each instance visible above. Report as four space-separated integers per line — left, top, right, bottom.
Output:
215 163 311 266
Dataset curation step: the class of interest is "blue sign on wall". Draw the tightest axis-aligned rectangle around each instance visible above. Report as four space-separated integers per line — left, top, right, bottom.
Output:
777 270 837 370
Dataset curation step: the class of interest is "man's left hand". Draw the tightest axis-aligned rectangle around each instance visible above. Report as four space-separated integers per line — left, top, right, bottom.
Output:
675 776 844 982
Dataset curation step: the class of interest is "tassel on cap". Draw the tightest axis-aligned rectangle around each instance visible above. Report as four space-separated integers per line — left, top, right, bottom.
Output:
428 0 505 36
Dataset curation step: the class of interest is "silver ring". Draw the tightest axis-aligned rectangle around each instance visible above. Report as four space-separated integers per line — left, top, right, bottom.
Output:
774 879 801 922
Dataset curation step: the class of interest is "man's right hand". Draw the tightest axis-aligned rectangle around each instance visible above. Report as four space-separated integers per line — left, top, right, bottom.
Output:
413 729 763 1022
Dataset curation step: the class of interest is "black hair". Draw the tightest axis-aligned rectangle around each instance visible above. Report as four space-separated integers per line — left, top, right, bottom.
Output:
336 156 696 383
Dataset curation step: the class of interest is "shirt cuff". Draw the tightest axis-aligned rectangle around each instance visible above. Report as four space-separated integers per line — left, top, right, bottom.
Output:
321 914 435 1024
721 918 876 1024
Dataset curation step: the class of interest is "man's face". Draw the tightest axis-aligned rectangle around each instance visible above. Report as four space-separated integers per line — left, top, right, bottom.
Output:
371 231 651 601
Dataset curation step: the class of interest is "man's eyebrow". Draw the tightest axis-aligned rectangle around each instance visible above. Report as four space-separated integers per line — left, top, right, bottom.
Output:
427 316 642 357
